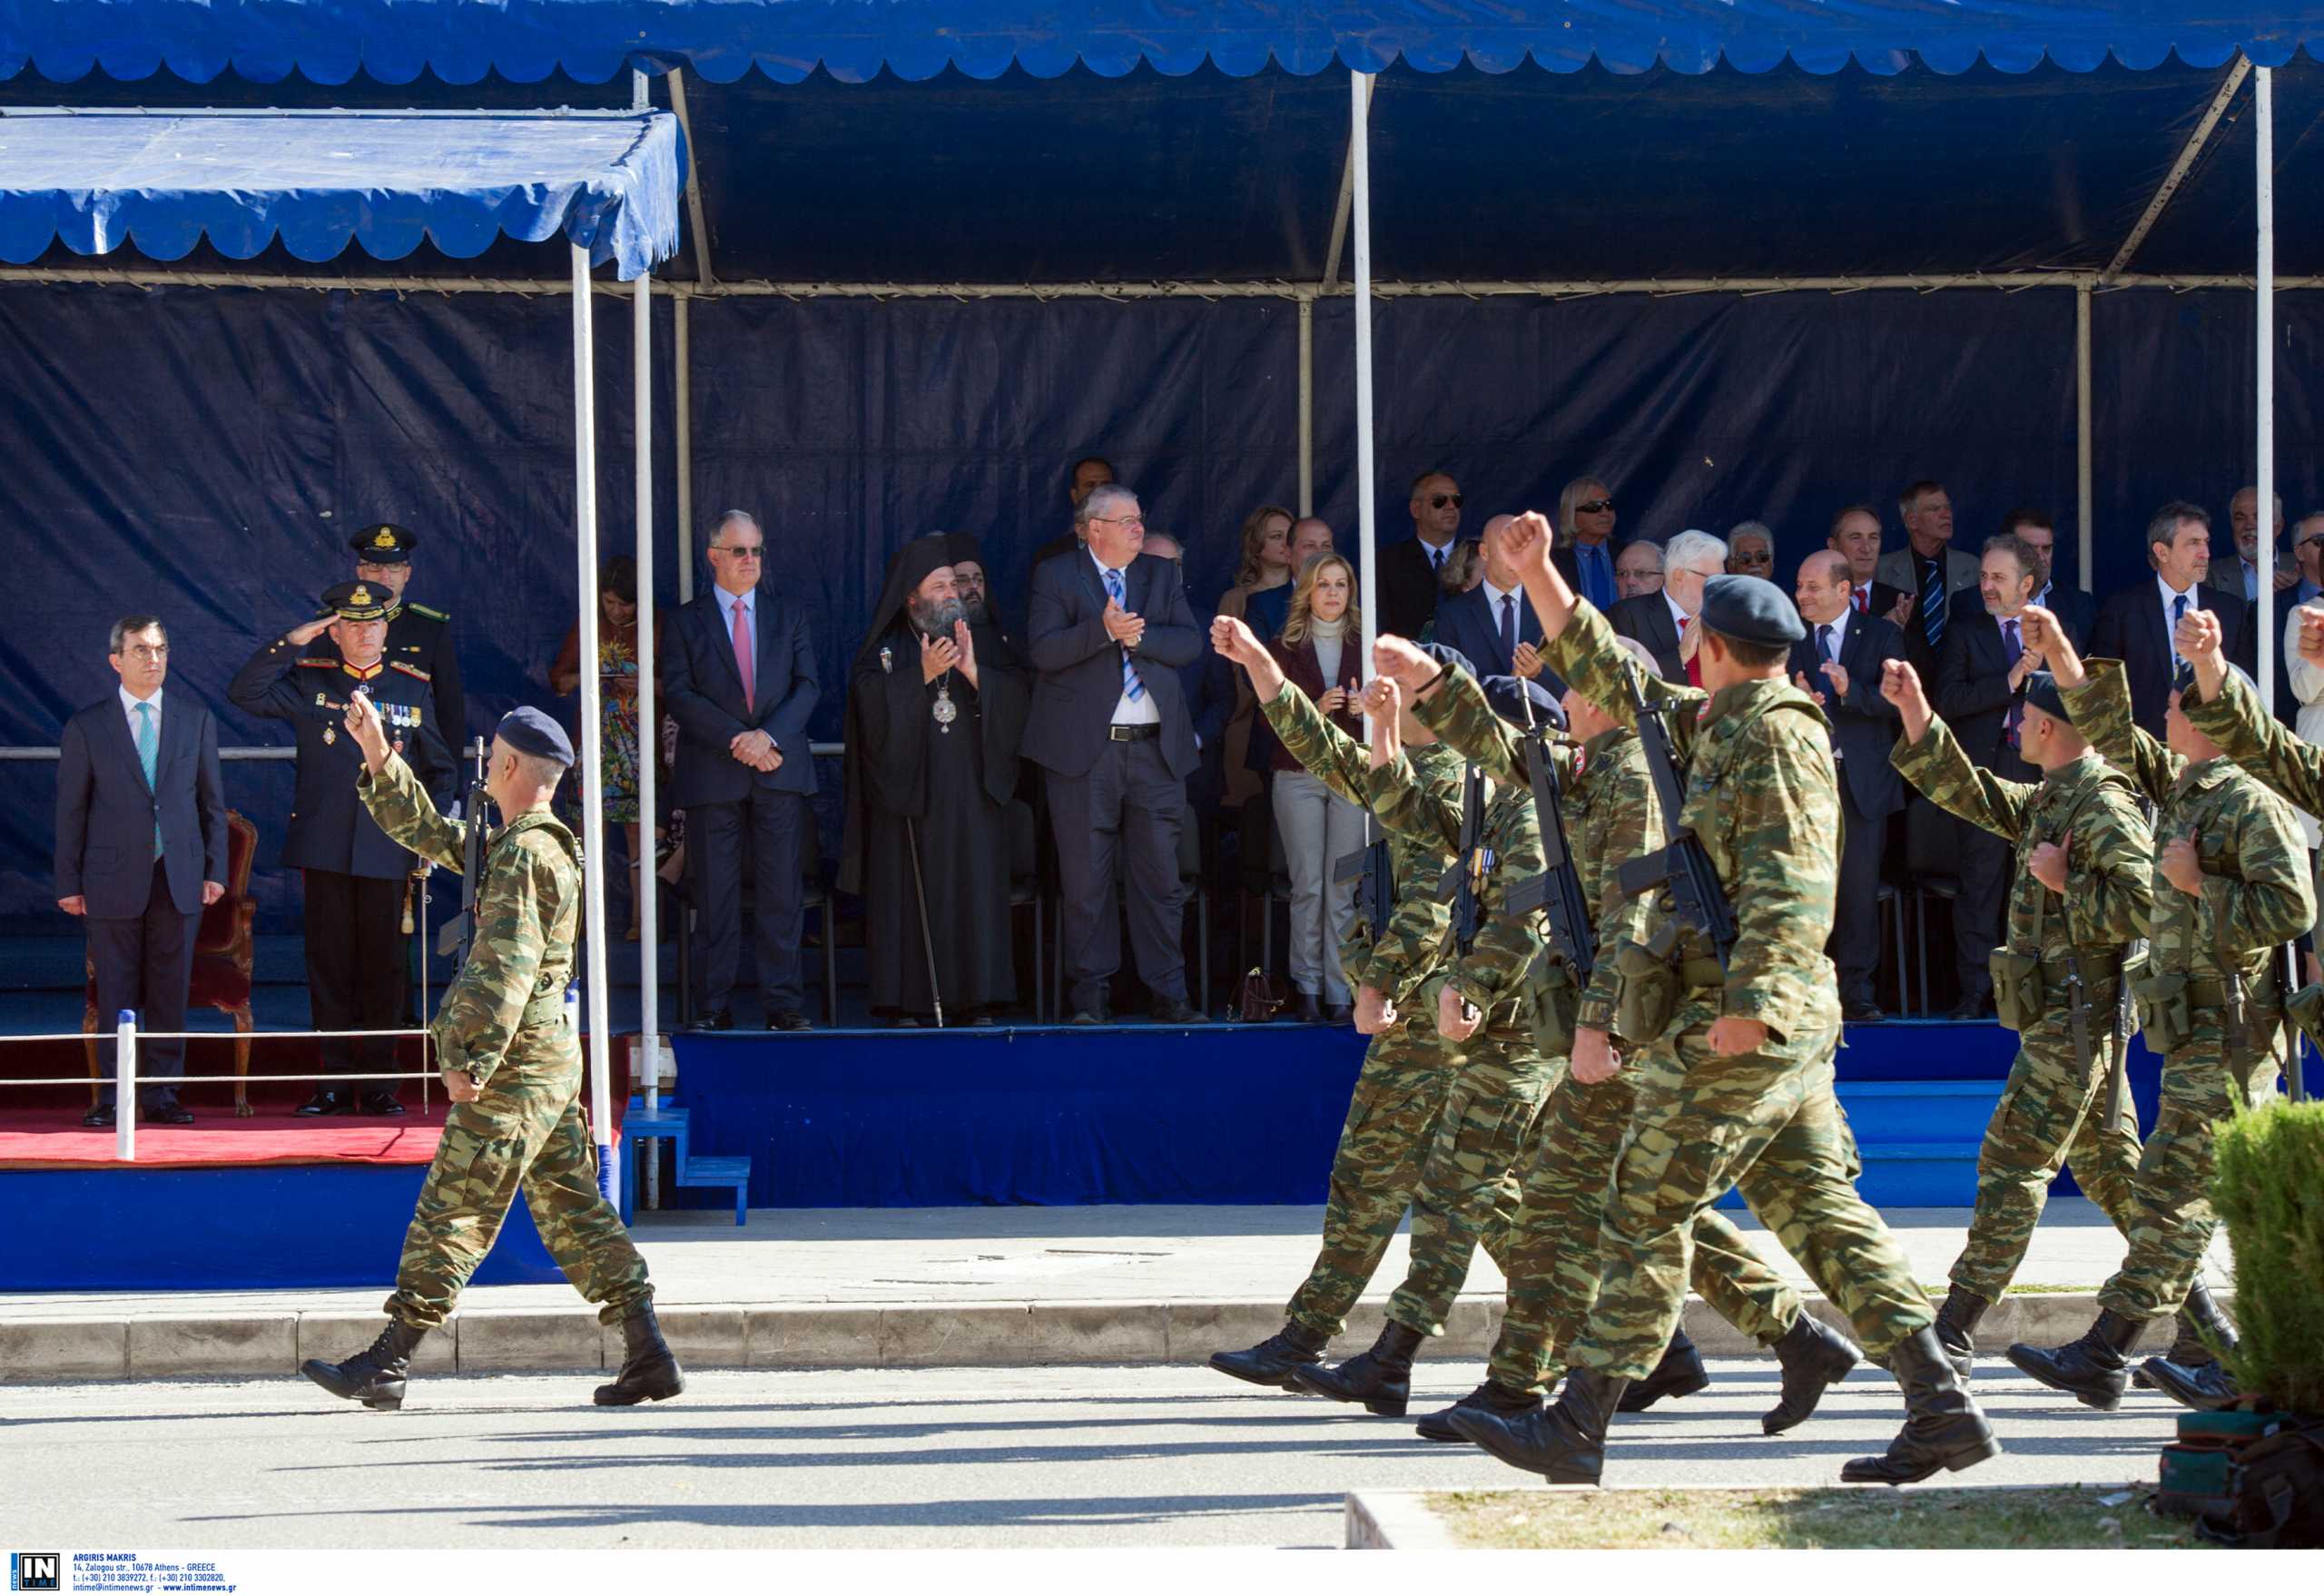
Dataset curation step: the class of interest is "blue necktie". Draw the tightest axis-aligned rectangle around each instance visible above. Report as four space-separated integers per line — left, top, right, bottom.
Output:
2171 592 2189 661
1817 624 1835 665
134 701 162 855
1500 593 1518 665
1921 557 1948 651
1102 568 1146 703
2003 618 2024 747
1582 544 1612 610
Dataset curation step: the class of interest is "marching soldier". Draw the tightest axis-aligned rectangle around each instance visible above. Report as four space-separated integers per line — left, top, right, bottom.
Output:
301 701 679 1413
1203 619 1472 1394
1451 511 1989 1488
1377 635 1858 1444
349 522 467 752
230 581 453 1116
1280 664 1562 1417
1882 656 2152 1375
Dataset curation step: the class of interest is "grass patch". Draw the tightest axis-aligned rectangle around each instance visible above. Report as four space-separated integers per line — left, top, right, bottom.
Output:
1428 1485 2213 1550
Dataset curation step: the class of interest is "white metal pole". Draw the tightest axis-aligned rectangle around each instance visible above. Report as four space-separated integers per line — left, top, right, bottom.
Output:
1297 292 1315 517
2076 284 2093 592
572 241 617 1210
2258 65 2279 715
635 274 661 1168
675 293 695 603
114 1009 135 1161
1351 71 1378 689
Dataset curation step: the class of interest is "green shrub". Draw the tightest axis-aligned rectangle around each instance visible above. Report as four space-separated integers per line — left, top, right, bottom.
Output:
2213 1098 2324 1414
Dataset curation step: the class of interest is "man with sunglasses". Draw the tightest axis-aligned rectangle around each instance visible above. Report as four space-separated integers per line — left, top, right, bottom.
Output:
1553 478 1621 613
665 510 821 1032
1377 471 1465 643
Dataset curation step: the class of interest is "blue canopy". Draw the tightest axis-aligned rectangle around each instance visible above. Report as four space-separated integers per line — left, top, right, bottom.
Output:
0 107 683 275
4 0 2323 85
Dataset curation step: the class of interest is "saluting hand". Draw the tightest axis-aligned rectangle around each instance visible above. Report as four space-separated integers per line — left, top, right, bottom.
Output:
284 616 334 648
342 689 391 775
2028 830 2073 893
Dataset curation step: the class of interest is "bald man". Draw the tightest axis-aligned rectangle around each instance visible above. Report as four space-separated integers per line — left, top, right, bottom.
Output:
1791 549 1910 1021
1432 514 1545 681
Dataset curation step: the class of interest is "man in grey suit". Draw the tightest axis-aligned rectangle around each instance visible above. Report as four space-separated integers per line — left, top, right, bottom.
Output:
55 616 227 1127
1876 479 1982 681
664 511 821 1032
1024 484 1203 1024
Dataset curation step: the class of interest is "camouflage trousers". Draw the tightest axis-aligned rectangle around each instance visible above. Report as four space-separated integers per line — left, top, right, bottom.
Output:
2097 1017 2283 1322
1285 1014 1473 1339
1569 1025 1933 1378
1486 1069 1803 1395
1948 1019 2143 1301
385 1061 653 1332
1383 1026 1560 1337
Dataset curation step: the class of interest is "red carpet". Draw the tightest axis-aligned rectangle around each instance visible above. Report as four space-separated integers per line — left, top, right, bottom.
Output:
0 1098 626 1171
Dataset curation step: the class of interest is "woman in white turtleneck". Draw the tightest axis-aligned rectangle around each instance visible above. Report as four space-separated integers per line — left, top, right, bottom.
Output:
1263 553 1367 1022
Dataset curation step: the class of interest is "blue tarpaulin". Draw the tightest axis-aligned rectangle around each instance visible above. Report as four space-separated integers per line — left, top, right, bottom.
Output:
5 0 2324 84
0 106 684 275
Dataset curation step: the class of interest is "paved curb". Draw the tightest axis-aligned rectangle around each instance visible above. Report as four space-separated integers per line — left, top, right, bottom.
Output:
0 1291 2208 1384
1345 1491 1461 1551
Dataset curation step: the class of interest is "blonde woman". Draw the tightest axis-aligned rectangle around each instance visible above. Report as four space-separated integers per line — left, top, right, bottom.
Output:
1216 504 1297 812
1265 553 1366 1022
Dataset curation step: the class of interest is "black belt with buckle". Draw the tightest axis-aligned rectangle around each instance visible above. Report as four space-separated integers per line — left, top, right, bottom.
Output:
1108 724 1160 742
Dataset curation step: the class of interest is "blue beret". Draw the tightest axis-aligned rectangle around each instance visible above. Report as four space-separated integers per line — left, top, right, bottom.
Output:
1697 575 1806 647
1417 640 1478 679
496 707 575 767
1480 674 1566 732
2021 671 2068 724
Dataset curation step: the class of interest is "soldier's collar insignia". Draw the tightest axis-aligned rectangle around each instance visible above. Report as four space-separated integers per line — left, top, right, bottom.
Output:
342 659 383 682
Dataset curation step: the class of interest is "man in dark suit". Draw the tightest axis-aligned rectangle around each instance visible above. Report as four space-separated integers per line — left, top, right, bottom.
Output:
2005 510 2095 651
55 616 227 1128
1610 528 1726 683
1031 455 1115 571
2089 502 2247 738
1552 474 1622 612
664 510 822 1032
1432 515 1546 680
231 583 453 1114
1877 481 1983 684
1932 535 2047 1019
1829 504 1912 627
1023 484 1203 1024
1374 469 1464 643
1790 554 1907 1022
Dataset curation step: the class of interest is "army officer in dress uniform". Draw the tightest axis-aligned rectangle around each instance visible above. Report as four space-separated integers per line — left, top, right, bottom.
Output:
231 581 454 1116
347 522 467 756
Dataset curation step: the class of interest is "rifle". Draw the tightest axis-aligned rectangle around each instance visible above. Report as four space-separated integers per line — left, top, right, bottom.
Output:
1503 700 1596 983
435 764 490 975
1433 762 1490 958
2064 951 2102 1122
2105 802 2158 1128
2284 942 2308 1102
1613 671 1738 970
1333 815 1394 943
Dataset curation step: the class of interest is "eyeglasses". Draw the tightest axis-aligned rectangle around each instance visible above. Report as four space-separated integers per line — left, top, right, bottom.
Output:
1090 514 1146 529
713 544 764 559
1575 499 1613 515
1429 494 1464 510
121 645 169 660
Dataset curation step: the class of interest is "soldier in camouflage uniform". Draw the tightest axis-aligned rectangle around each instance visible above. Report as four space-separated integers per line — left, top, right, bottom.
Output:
1205 615 1473 1392
1884 657 2153 1379
300 702 680 1413
1276 664 1562 1417
1449 515 1990 1487
1393 647 1859 1443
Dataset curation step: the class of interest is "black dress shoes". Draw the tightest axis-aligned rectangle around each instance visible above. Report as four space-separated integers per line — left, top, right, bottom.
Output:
359 1090 406 1118
1293 993 1322 1023
147 1099 195 1126
771 1009 812 1033
1150 997 1203 1025
295 1090 347 1118
83 1105 115 1128
1323 1002 1354 1025
689 1009 734 1033
1068 1008 1110 1026
1945 994 1994 1020
1842 1001 1886 1024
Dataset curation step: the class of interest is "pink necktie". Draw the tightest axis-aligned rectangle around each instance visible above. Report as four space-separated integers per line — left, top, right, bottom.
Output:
731 597 755 713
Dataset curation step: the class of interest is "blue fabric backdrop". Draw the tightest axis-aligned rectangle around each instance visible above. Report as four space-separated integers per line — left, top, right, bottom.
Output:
1 281 2315 923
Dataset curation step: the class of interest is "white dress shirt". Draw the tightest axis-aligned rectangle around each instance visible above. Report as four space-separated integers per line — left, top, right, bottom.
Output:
1482 577 1524 658
119 683 163 738
2157 572 2203 663
1092 550 1160 726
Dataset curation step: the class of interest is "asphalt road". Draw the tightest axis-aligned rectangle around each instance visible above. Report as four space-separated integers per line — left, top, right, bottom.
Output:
1 1360 2177 1550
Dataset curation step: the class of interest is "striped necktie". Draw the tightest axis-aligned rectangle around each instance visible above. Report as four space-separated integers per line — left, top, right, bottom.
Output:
135 701 162 854
1920 557 1948 651
1103 568 1146 702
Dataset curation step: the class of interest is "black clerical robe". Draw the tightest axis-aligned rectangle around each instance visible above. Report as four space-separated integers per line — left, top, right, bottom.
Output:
846 622 1028 1018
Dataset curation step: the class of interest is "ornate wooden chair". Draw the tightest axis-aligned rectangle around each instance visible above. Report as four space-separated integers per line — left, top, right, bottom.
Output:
84 810 260 1116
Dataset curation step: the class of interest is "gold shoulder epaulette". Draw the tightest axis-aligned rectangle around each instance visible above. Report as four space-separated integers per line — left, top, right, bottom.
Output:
406 603 448 623
389 660 432 683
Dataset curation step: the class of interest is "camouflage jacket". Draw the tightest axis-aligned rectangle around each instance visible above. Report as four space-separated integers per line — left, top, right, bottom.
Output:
1260 682 1460 1007
2186 659 2324 818
358 751 582 1084
1414 665 1659 1034
2064 661 2312 980
1892 713 2152 962
1543 598 1842 1047
1366 738 1549 1038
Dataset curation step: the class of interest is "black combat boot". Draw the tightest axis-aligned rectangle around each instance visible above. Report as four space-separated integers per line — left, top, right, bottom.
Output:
1932 1284 1989 1384
2137 1281 2240 1406
595 1301 685 1406
1761 1313 1863 1435
2005 1308 2144 1411
1449 1366 1629 1485
1616 1325 1709 1412
1288 1319 1426 1415
2140 1356 2240 1411
1413 1378 1543 1443
1208 1319 1328 1391
1841 1326 2001 1484
300 1316 426 1411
